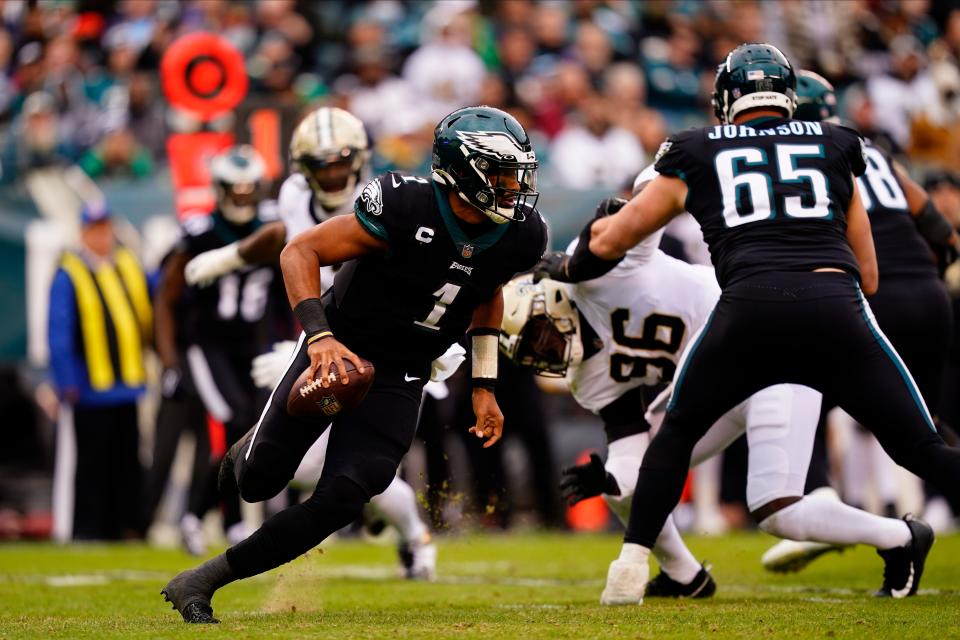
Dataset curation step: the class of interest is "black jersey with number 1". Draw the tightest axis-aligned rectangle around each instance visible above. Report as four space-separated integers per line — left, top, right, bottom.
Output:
325 172 548 372
654 116 868 288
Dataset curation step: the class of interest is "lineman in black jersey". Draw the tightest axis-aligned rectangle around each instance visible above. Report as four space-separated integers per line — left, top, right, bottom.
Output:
544 44 960 604
151 146 280 553
161 106 548 623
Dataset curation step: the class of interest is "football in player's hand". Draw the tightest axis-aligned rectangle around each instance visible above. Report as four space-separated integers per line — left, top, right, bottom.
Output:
287 359 375 418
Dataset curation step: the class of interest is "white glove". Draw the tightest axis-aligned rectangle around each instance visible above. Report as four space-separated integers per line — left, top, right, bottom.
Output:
430 343 466 382
250 340 298 389
423 380 449 400
185 243 244 287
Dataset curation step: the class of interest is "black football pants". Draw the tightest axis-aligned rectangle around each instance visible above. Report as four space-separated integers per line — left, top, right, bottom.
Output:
804 275 952 493
225 334 426 579
624 271 960 549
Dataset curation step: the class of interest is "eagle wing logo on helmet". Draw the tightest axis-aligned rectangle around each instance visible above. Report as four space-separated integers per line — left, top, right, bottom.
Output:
360 178 383 216
456 131 535 163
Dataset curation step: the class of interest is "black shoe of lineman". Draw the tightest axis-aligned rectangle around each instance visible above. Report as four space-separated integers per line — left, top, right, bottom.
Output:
218 429 253 499
645 564 716 599
875 515 934 598
161 568 220 624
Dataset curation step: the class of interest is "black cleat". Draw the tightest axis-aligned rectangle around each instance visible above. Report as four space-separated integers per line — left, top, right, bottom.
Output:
875 514 934 598
645 564 716 599
161 555 232 624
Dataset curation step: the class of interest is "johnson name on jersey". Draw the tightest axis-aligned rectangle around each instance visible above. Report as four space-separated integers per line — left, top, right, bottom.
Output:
655 117 868 287
327 172 548 371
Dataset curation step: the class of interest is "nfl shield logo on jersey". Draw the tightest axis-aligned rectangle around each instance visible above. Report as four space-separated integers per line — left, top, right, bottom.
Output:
461 244 474 258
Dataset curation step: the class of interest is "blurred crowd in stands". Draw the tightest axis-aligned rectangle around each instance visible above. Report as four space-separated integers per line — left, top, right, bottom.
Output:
2 0 960 542
1 0 959 186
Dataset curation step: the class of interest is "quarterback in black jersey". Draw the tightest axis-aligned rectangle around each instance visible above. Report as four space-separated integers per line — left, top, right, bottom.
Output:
552 44 960 605
161 106 548 623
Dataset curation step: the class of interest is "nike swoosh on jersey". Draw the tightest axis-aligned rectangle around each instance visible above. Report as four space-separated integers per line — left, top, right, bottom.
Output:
404 374 421 382
891 563 914 598
391 174 402 188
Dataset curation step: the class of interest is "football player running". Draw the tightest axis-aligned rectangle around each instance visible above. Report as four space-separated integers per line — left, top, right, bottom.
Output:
760 70 959 573
540 43 960 604
527 165 930 599
185 107 441 580
161 106 548 623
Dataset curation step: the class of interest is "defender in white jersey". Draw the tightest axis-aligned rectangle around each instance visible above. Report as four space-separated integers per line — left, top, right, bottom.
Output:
511 166 925 601
183 107 438 580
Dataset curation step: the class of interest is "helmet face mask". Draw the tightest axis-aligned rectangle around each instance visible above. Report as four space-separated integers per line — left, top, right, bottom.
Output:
290 107 370 212
500 275 581 377
432 106 540 224
712 43 798 124
211 145 266 225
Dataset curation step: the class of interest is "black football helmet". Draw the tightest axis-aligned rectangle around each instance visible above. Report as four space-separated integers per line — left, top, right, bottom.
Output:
794 70 839 123
712 43 797 124
432 105 539 224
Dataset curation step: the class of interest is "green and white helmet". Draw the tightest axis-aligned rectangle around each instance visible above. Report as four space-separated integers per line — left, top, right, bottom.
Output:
794 70 839 123
432 105 539 224
712 43 797 124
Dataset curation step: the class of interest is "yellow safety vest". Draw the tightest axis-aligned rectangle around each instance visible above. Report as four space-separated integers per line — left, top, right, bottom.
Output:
59 247 152 391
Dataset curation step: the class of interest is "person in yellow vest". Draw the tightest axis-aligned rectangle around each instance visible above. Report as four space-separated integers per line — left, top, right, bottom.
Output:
48 204 152 541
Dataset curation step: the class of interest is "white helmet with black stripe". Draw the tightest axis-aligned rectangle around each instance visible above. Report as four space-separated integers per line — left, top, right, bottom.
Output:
290 107 371 212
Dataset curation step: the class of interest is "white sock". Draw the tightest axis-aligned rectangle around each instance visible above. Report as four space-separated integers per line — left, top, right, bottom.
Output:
368 475 428 544
618 542 650 563
759 494 911 550
650 515 701 584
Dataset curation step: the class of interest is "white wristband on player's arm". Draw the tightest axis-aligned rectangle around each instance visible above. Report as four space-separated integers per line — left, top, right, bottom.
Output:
184 242 245 287
471 329 499 390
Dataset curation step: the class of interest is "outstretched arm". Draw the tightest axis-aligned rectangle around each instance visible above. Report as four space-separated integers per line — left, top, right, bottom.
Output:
185 221 288 287
589 174 687 260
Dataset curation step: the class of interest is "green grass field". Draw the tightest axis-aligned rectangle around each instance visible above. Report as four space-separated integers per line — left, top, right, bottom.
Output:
1 531 958 639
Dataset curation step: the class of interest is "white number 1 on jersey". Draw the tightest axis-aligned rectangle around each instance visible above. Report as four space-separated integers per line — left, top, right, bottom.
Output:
415 282 462 331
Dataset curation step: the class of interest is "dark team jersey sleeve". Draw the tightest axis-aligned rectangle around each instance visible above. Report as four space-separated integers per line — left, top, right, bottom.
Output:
652 130 697 181
353 172 425 245
829 123 868 178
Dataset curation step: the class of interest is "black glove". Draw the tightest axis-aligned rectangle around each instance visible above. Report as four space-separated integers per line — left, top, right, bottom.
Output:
161 367 185 400
559 452 619 505
532 250 570 283
594 196 628 219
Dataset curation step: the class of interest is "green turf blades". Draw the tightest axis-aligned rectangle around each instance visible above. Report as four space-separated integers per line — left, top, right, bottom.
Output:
0 532 958 638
